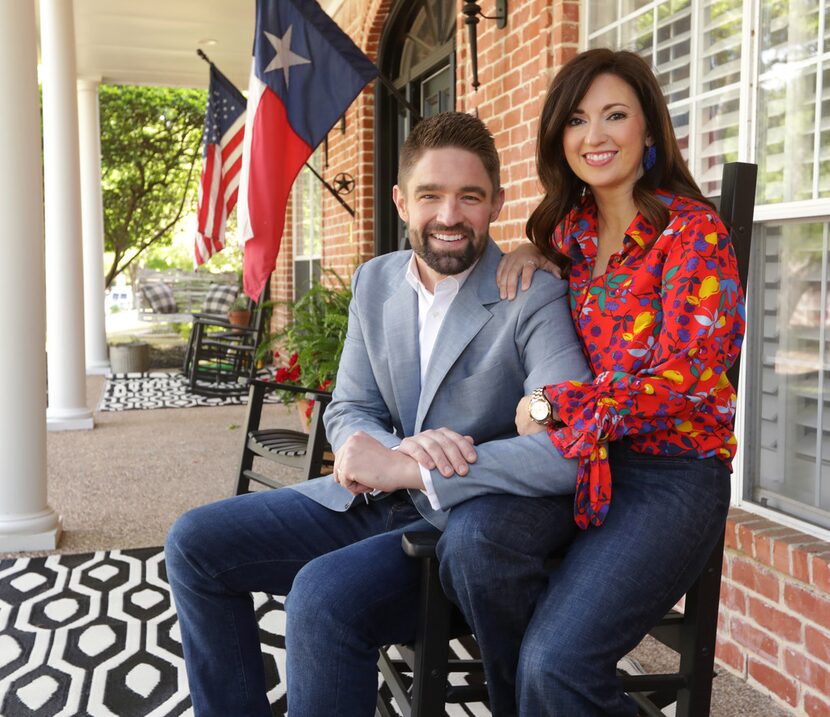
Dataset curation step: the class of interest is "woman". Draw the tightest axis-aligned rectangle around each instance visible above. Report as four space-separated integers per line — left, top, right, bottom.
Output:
498 49 744 714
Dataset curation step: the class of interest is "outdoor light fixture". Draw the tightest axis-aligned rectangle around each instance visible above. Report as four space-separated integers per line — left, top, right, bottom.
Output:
462 0 508 90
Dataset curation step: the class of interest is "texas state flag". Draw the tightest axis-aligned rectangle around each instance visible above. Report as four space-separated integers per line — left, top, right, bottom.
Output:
237 0 378 300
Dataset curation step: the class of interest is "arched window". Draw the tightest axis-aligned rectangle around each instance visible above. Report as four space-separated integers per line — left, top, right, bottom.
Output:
374 0 456 256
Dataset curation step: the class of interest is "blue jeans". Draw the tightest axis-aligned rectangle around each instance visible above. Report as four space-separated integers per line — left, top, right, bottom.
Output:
438 494 577 716
165 488 429 716
512 443 732 716
165 487 578 717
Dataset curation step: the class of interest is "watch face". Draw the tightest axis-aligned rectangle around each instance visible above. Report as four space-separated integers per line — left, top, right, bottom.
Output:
529 399 550 421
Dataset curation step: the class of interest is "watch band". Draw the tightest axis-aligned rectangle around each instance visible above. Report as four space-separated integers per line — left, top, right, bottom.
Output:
529 387 552 425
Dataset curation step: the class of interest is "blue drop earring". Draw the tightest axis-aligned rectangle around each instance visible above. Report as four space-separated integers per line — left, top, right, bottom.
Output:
643 144 657 171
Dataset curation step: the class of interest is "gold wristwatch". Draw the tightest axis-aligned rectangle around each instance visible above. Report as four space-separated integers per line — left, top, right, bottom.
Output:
528 387 554 426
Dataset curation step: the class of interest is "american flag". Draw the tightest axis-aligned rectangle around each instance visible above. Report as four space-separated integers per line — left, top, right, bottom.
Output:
194 65 247 266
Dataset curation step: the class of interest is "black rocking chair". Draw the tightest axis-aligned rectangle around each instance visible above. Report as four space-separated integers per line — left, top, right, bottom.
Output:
184 283 270 398
377 161 758 717
234 379 334 495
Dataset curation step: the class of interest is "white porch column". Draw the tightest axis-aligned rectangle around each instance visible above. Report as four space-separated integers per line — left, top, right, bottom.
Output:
41 0 94 430
0 0 62 550
77 78 110 375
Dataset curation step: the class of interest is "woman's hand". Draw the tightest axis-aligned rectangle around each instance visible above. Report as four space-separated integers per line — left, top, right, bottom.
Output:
398 428 477 477
515 395 548 436
496 242 560 300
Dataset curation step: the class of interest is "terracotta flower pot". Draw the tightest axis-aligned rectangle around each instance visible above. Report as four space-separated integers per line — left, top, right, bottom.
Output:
227 309 251 333
295 398 313 432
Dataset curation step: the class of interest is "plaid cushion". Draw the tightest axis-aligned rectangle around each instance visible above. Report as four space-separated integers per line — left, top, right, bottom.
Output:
203 283 238 314
141 282 177 314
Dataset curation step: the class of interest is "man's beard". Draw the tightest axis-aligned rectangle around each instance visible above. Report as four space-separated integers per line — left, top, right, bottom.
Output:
410 222 483 276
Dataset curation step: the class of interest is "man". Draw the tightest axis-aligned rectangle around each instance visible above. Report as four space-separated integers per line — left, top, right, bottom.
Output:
165 112 591 717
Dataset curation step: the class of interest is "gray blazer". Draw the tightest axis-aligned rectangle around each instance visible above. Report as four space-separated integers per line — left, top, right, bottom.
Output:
288 238 592 530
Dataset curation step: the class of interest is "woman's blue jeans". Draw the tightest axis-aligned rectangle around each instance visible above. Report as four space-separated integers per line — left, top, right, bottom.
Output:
508 442 731 716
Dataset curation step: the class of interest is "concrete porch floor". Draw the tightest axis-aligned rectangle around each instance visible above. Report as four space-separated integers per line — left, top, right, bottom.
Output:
8 373 794 716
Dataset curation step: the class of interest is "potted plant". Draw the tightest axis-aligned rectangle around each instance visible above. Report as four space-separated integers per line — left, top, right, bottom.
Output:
227 295 251 332
258 272 351 428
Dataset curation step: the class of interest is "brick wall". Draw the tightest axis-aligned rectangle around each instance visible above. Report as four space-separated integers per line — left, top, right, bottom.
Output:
455 0 579 251
719 509 830 715
271 0 580 310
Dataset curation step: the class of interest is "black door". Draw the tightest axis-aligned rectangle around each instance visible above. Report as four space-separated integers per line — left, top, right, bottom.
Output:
374 0 456 256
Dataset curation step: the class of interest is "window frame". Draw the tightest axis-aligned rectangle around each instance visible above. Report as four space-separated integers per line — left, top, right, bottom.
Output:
291 150 323 303
374 0 456 257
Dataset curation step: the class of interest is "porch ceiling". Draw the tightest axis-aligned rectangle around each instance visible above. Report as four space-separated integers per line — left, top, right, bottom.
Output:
42 0 343 91
65 0 256 90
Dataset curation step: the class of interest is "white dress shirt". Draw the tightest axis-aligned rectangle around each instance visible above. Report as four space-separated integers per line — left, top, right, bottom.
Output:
403 254 477 510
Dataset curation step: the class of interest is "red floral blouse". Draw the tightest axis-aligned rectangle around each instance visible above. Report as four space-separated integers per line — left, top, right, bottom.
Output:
544 191 745 529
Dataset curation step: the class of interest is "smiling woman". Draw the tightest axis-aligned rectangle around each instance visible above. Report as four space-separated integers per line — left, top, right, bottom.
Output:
562 73 651 206
493 48 745 716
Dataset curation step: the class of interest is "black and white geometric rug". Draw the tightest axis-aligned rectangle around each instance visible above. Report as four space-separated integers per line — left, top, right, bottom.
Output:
98 373 280 412
0 549 489 717
0 548 286 717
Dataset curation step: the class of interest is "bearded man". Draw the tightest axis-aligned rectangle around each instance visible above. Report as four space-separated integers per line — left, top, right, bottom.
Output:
165 112 590 717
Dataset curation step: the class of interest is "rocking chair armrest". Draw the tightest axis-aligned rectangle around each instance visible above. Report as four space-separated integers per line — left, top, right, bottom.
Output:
251 379 334 401
402 531 440 559
191 311 231 323
191 313 238 330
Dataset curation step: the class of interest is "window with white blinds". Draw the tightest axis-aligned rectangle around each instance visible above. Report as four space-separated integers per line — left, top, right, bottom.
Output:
292 150 322 302
756 221 830 526
756 1 822 203
585 0 830 531
585 0 743 197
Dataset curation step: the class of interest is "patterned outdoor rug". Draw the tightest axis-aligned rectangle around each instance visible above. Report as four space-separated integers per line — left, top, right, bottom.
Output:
0 548 489 717
0 547 285 717
97 372 279 412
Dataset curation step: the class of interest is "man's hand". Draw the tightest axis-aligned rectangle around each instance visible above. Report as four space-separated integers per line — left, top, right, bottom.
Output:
398 428 477 477
515 395 550 436
333 431 423 494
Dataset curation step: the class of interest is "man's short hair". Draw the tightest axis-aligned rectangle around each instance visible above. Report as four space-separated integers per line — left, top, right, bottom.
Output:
398 112 501 195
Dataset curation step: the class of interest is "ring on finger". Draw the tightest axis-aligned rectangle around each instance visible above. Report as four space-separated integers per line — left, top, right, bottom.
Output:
523 260 538 268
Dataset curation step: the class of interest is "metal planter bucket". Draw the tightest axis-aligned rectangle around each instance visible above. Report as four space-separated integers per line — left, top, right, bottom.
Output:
109 342 150 375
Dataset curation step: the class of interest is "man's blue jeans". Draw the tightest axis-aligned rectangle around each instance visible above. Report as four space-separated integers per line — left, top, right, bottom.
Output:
165 489 428 716
164 487 576 716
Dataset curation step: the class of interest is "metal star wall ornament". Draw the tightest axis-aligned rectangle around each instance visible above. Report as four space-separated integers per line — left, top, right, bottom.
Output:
333 172 355 195
263 26 311 87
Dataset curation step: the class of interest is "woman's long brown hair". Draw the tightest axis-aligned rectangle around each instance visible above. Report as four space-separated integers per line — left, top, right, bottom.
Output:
526 49 714 276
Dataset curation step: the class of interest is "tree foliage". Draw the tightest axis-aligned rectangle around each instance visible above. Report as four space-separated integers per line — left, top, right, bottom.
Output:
99 84 206 288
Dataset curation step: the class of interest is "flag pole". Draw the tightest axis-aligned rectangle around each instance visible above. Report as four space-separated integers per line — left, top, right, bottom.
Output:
303 162 356 218
196 48 214 67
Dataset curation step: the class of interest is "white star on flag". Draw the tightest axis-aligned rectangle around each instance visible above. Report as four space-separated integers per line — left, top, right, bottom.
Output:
263 26 310 87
